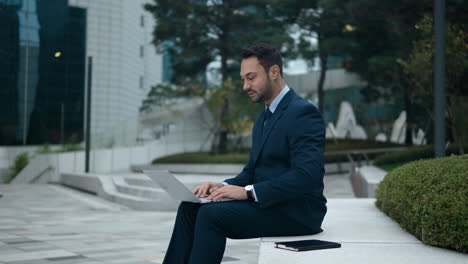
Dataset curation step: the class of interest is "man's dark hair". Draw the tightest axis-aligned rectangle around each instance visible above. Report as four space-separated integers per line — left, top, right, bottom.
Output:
240 43 283 76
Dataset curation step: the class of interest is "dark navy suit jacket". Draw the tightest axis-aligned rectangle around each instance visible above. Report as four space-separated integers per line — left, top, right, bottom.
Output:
224 89 327 233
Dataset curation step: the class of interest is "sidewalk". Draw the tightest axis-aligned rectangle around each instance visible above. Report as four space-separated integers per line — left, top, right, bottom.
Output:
0 184 258 264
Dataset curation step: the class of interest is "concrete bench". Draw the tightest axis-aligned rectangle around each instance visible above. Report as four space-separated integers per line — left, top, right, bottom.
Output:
258 199 467 264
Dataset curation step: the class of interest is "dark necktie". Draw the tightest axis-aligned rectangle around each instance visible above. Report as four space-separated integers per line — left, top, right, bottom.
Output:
263 107 272 128
265 107 273 124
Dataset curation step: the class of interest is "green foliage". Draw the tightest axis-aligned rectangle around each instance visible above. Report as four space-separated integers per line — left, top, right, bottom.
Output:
375 155 468 253
399 16 468 94
398 15 468 152
37 144 53 154
325 139 403 163
140 84 181 112
206 80 263 139
375 162 406 173
141 80 264 153
325 138 400 152
272 0 355 111
37 136 84 154
152 151 382 164
60 135 83 152
338 1 467 145
61 143 84 152
140 83 208 113
4 152 29 183
374 145 468 166
343 0 426 96
144 0 295 153
144 0 294 85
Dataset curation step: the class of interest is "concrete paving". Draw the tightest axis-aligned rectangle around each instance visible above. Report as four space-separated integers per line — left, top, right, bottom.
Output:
0 173 354 264
0 184 259 264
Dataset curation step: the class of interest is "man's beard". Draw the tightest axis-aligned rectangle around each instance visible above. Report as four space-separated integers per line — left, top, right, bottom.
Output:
252 77 273 103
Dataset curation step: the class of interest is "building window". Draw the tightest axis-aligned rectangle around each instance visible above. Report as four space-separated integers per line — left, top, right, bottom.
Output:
140 45 144 58
140 15 145 27
139 76 144 89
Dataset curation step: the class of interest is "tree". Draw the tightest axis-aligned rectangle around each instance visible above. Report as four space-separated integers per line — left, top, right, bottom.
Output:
144 0 293 153
206 80 263 151
342 0 430 145
340 0 467 145
272 0 352 114
139 83 200 113
399 16 468 154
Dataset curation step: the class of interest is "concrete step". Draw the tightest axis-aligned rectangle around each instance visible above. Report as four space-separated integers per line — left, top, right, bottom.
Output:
106 187 179 211
113 175 166 200
60 172 179 211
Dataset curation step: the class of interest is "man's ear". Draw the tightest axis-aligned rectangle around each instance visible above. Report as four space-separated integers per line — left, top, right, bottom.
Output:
269 65 281 80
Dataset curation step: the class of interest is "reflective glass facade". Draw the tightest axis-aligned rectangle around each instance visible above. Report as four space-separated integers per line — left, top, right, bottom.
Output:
0 0 86 145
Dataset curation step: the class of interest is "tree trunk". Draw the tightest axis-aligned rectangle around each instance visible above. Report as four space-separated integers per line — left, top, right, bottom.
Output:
317 49 327 114
446 96 464 155
212 9 230 154
403 86 414 145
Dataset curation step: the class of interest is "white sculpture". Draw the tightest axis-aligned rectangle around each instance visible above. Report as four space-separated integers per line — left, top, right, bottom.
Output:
326 101 367 140
326 123 337 139
375 133 388 142
412 128 426 145
389 111 426 145
390 111 407 144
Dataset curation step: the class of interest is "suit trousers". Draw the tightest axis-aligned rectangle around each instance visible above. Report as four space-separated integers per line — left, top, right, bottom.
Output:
162 201 318 264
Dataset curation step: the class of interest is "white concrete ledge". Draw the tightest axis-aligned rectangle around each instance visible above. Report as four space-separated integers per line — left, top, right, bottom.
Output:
350 165 387 197
359 165 387 197
258 199 467 264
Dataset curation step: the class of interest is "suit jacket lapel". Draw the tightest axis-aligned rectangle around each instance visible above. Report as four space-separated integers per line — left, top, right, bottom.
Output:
251 89 296 165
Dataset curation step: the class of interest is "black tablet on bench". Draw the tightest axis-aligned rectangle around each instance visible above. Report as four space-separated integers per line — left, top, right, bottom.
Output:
274 239 341 252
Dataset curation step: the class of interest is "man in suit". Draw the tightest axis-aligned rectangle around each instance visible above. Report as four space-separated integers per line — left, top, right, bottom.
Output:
162 43 327 264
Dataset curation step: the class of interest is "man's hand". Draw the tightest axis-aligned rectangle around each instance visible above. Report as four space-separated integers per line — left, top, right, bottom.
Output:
193 182 224 198
207 185 247 201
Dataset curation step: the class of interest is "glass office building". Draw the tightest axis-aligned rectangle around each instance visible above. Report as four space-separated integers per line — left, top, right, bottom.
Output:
0 0 86 145
68 0 163 147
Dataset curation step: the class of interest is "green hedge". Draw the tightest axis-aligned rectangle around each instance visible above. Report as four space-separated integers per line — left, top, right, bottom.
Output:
153 151 386 164
153 139 403 164
153 152 249 164
374 145 468 166
375 154 468 253
324 139 401 152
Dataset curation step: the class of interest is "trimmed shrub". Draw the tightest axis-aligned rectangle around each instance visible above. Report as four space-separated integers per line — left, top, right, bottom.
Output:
374 145 468 166
375 154 468 253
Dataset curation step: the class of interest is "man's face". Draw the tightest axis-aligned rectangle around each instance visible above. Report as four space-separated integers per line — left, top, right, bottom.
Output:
240 56 273 103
